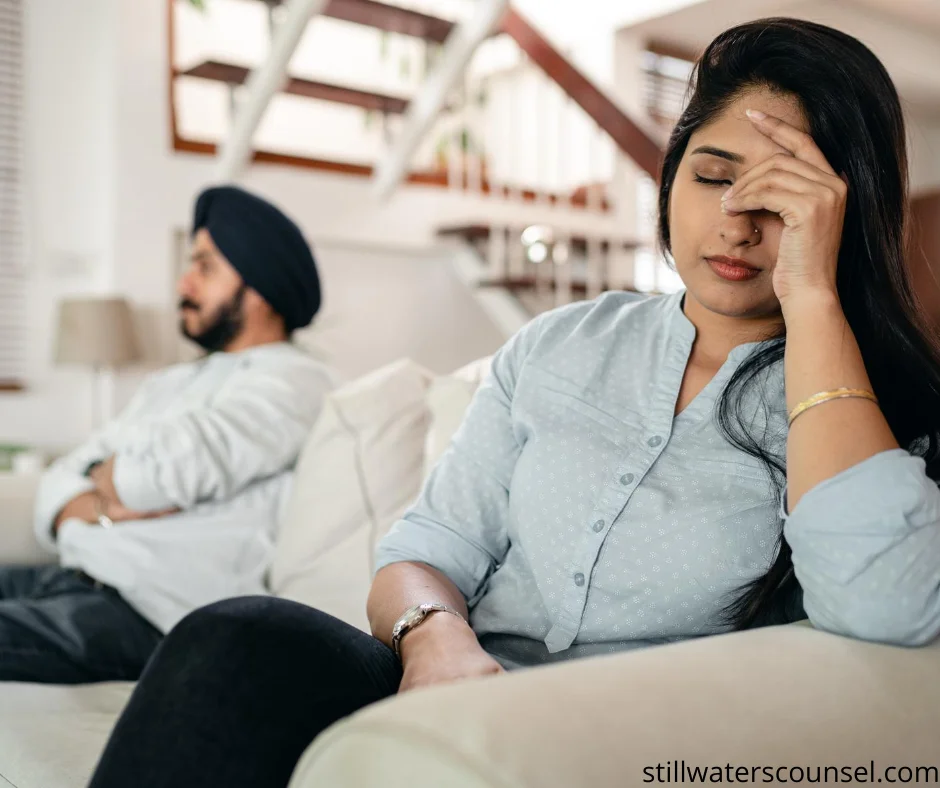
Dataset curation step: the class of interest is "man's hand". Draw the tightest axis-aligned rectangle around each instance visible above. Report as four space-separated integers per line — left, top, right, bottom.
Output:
104 499 180 523
53 491 179 534
87 456 180 522
53 492 99 531
398 611 504 693
89 456 120 504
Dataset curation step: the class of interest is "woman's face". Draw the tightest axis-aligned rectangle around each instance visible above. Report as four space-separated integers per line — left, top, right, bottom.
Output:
668 89 808 321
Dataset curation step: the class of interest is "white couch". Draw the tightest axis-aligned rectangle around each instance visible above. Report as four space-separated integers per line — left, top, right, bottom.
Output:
1 359 938 788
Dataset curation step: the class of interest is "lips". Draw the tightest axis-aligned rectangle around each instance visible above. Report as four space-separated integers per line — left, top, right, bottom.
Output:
705 256 761 282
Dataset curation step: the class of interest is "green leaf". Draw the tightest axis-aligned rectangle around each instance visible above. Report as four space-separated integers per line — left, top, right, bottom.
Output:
188 0 207 10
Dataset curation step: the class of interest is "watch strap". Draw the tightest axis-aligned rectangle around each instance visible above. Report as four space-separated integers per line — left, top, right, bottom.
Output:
391 602 464 659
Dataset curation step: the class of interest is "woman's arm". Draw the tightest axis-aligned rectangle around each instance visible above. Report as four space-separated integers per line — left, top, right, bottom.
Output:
366 309 557 688
782 292 897 510
367 562 501 691
367 562 470 646
723 110 940 645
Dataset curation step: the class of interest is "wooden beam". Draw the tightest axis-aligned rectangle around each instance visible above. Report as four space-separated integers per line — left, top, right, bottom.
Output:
480 276 638 296
174 134 610 207
323 0 454 43
500 7 664 182
180 60 410 114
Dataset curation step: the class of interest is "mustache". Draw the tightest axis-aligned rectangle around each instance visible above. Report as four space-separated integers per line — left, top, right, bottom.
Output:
179 298 199 311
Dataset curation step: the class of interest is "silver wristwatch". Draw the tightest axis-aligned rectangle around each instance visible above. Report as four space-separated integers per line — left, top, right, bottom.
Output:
390 602 464 659
93 493 114 530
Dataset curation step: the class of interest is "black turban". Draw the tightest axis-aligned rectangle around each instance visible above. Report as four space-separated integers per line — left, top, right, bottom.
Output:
192 185 321 331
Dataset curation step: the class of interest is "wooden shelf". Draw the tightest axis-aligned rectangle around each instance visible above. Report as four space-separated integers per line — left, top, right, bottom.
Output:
479 277 642 298
179 60 410 114
437 224 641 254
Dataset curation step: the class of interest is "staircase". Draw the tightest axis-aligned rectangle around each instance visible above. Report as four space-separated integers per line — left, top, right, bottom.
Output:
170 0 677 315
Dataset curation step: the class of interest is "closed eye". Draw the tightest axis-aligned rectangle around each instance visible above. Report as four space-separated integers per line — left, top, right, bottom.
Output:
694 174 732 187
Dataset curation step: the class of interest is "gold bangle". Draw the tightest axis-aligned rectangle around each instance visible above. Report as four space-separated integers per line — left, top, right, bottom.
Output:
787 388 878 427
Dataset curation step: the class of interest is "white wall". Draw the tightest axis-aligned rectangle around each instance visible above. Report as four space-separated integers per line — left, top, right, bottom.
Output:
1 0 120 448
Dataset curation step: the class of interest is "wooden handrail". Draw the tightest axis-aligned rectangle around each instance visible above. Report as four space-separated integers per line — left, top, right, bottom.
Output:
499 6 664 181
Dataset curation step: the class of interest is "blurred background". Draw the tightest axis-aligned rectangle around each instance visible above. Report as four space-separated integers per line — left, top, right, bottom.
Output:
1 0 939 462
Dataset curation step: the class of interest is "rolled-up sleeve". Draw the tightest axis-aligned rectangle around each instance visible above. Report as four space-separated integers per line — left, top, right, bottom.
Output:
113 357 331 512
784 448 940 646
374 316 546 601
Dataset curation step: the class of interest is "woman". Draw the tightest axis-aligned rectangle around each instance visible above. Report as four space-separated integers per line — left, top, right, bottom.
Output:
89 17 940 788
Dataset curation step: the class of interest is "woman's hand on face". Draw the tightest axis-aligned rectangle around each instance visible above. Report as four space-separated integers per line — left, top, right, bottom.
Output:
398 611 504 693
720 109 847 312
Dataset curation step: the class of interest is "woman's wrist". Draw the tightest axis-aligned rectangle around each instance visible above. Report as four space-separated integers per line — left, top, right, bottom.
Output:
399 609 478 665
779 287 842 323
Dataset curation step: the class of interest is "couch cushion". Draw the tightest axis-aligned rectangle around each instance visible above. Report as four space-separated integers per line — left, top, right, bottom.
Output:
0 472 51 566
269 359 433 632
0 682 133 788
290 625 940 788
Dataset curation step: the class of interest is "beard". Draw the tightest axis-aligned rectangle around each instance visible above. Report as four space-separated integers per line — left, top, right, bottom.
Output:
179 284 246 352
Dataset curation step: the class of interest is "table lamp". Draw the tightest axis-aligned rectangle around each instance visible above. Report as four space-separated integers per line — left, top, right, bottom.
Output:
54 297 141 430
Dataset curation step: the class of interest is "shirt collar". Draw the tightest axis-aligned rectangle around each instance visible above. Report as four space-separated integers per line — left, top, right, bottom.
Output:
669 288 776 363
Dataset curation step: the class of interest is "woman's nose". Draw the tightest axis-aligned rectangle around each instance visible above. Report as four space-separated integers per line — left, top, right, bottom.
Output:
720 213 761 246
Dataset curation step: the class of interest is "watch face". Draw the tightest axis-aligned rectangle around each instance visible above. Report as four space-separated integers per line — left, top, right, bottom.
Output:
403 606 426 627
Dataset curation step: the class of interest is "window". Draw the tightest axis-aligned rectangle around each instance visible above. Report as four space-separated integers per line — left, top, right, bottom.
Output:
0 0 25 387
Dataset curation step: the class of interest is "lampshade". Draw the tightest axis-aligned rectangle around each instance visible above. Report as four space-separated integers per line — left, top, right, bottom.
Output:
54 297 141 368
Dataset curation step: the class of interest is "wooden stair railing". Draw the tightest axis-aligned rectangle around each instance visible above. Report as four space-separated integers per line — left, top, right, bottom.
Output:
499 7 663 181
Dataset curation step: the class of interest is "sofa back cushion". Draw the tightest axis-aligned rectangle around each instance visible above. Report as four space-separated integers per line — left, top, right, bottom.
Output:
269 359 433 631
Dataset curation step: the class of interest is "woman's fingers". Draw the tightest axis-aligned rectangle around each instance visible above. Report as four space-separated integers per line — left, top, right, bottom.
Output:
724 153 835 202
723 169 818 215
745 109 837 175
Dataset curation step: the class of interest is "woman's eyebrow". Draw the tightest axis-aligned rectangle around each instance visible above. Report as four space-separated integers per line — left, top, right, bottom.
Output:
690 145 745 164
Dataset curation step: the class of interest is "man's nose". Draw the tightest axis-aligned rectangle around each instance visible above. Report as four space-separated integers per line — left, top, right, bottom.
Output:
177 271 195 299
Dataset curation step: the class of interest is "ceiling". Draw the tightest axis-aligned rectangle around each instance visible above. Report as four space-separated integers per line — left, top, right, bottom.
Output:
618 0 940 118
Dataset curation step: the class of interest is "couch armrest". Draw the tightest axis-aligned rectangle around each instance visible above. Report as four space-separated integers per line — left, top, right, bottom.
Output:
0 472 52 566
290 624 940 788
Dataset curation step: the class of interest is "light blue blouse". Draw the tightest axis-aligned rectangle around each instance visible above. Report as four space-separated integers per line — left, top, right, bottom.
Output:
375 291 940 667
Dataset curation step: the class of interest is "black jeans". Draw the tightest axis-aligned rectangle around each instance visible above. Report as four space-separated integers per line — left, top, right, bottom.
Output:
0 565 163 683
89 596 403 788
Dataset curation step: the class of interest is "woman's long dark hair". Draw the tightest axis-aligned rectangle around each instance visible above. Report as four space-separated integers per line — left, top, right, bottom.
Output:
657 18 940 629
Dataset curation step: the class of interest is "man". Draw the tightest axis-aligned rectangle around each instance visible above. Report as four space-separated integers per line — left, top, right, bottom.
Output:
0 185 333 684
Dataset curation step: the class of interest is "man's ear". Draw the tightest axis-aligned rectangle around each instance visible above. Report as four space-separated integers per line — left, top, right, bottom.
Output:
242 286 282 327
